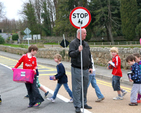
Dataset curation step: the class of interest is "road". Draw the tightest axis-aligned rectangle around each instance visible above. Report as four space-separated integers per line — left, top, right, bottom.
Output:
0 55 141 113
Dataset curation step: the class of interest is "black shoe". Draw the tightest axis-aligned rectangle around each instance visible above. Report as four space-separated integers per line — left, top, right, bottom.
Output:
84 105 92 109
45 91 49 98
75 107 81 113
0 95 2 104
0 98 2 104
24 95 29 98
129 103 138 106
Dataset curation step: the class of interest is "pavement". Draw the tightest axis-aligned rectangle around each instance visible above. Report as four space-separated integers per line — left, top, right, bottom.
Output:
0 51 131 86
0 51 137 113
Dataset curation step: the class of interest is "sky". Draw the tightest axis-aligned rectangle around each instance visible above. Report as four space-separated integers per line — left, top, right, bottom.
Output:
0 0 27 20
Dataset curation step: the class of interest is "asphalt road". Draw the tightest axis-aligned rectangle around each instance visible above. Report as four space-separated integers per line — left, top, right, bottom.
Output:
1 54 141 113
0 64 75 113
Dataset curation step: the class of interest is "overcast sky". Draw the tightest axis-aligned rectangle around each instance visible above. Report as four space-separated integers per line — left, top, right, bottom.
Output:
0 0 28 20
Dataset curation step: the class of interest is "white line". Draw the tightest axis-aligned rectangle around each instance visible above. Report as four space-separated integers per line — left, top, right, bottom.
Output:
0 63 92 113
0 63 12 70
42 85 92 113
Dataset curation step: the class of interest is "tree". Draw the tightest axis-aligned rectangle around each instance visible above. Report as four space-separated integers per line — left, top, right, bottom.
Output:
0 2 5 20
88 0 121 43
0 35 5 44
136 0 141 39
53 0 76 36
41 1 52 36
120 0 138 40
23 0 39 34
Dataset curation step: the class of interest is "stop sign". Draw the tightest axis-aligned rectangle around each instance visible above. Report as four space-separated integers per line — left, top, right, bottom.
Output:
69 7 91 29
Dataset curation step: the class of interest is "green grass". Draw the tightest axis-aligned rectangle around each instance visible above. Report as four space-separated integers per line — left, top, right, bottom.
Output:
1 43 141 49
1 44 28 48
44 42 58 45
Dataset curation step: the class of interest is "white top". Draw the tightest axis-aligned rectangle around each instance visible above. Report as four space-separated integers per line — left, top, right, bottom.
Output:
91 55 95 72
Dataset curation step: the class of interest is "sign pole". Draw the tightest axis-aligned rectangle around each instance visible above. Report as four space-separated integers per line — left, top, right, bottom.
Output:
27 35 30 47
63 34 66 48
80 25 84 113
28 39 29 47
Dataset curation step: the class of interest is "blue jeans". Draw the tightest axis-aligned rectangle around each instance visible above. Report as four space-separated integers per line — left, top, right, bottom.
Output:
52 83 73 99
112 75 121 91
88 72 104 99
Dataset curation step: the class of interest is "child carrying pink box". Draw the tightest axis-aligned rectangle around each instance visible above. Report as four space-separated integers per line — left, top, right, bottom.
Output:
14 45 44 108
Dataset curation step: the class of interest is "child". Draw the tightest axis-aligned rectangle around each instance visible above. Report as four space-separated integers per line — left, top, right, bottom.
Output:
88 55 105 102
108 47 127 100
47 54 73 102
24 69 49 98
126 55 141 106
14 45 44 107
133 53 141 103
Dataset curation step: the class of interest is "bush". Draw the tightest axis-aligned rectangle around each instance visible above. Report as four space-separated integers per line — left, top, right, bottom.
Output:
12 34 19 40
0 36 5 44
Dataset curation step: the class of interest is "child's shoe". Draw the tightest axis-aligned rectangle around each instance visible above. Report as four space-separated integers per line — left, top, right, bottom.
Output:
137 100 140 103
34 102 41 107
95 97 105 102
122 90 127 97
28 105 33 108
113 96 123 100
129 103 138 106
0 98 2 104
47 97 55 102
24 95 29 98
68 98 73 103
45 91 49 98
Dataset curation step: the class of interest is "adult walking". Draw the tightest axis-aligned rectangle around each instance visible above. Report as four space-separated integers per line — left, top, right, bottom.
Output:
69 28 93 113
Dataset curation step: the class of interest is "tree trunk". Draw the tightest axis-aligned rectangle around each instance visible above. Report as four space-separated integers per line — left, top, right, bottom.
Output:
105 26 110 41
107 24 114 45
107 0 114 45
53 0 58 19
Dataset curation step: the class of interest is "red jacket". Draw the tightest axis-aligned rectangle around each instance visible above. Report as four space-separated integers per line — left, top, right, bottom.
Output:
14 54 37 70
112 55 122 77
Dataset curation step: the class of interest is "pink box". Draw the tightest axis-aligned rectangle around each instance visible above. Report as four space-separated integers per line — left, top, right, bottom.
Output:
12 68 35 83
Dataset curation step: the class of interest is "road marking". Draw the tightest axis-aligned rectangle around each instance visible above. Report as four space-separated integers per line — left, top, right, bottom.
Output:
0 63 12 70
0 55 132 93
0 62 92 113
40 73 56 76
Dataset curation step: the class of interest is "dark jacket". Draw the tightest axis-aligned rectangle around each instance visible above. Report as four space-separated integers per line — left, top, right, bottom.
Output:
55 63 68 84
69 38 92 70
131 63 141 84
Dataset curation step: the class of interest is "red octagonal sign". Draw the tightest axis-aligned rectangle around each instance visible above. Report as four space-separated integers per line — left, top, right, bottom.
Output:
69 7 91 29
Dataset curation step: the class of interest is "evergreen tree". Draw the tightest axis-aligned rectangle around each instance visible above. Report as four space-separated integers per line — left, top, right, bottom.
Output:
41 1 52 36
23 1 39 34
120 0 138 40
88 0 121 43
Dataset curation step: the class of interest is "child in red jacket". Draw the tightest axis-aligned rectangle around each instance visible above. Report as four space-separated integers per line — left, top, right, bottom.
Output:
108 47 127 100
14 45 44 108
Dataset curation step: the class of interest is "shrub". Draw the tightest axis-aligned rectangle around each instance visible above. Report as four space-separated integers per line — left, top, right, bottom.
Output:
12 34 19 40
0 35 5 44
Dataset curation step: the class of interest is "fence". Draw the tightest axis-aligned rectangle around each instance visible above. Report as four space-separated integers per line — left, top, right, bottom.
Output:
91 41 140 45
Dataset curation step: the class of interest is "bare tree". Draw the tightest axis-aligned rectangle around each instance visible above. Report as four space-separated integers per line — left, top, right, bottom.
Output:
0 2 5 20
